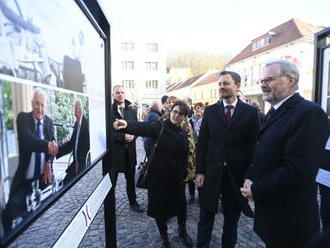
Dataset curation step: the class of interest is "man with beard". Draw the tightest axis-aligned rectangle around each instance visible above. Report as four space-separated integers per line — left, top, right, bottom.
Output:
196 71 259 248
111 85 143 212
241 60 329 248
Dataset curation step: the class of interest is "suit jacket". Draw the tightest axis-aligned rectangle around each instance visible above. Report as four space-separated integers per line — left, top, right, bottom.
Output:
196 99 259 213
10 112 54 196
249 93 329 247
111 100 137 172
57 115 90 174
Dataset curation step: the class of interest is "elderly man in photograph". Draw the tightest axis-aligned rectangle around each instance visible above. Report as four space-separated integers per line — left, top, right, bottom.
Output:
241 60 329 248
57 99 90 184
2 87 57 232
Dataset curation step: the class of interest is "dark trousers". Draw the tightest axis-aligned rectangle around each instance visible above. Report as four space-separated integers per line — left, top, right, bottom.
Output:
155 198 187 236
320 184 330 231
197 172 241 248
112 154 137 205
186 180 201 199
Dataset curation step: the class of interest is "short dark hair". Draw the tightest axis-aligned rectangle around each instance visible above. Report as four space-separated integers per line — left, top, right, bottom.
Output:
220 71 241 84
161 95 169 104
171 100 191 117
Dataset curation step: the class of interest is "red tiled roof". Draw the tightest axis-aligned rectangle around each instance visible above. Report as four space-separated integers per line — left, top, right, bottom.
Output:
167 72 205 92
226 19 324 65
192 71 221 87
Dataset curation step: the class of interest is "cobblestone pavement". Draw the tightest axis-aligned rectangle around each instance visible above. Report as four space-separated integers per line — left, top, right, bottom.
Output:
7 137 264 248
112 138 264 248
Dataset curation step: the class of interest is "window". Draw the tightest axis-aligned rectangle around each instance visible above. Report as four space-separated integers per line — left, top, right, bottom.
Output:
252 35 274 51
145 62 158 71
121 42 134 52
122 61 134 70
145 80 158 89
146 43 158 52
122 80 135 89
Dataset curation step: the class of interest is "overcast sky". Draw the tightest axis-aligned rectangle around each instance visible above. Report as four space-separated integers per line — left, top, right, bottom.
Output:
99 0 330 56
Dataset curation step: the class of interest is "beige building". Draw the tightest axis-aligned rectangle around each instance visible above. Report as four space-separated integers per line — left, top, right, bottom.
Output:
225 19 324 111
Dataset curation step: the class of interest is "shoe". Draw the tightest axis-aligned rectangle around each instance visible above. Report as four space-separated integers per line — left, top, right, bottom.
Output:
129 202 144 213
178 224 193 247
161 234 172 248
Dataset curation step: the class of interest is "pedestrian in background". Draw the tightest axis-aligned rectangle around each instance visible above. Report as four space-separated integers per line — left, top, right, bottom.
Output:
113 101 193 248
187 102 204 204
196 71 259 248
143 100 162 160
241 60 329 248
250 100 265 126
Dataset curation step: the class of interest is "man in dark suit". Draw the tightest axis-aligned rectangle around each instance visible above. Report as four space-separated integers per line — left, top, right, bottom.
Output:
2 88 57 232
241 60 329 248
57 99 90 184
196 71 259 248
111 85 143 212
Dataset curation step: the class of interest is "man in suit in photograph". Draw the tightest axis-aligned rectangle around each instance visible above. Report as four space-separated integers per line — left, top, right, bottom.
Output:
2 87 57 232
196 71 259 248
57 99 90 184
111 85 143 212
241 60 329 248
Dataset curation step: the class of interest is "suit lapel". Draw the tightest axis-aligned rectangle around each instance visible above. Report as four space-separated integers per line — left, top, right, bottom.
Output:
258 93 303 137
227 99 243 129
214 101 226 125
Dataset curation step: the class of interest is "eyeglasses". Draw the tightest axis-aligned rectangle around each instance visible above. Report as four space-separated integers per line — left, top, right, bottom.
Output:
258 76 282 85
171 109 184 116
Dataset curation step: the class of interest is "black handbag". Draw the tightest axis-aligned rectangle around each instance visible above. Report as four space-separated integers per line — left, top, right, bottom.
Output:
135 122 164 189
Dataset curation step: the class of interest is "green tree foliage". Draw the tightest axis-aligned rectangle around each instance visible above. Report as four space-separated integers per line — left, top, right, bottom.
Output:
167 50 231 76
2 81 13 130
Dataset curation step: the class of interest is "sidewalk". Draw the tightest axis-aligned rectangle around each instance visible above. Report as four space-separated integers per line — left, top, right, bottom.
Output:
108 138 264 248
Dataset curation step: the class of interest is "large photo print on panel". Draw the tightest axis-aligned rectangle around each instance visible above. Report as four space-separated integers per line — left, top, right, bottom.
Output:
0 0 106 240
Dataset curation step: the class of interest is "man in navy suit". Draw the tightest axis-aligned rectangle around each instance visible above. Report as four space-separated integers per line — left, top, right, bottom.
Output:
57 99 90 184
241 60 329 248
2 88 57 232
196 71 259 248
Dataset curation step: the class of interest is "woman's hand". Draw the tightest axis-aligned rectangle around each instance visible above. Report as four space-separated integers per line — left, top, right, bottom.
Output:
113 119 127 130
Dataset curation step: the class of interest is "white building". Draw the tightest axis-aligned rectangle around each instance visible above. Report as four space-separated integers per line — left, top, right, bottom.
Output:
225 19 324 112
111 27 166 115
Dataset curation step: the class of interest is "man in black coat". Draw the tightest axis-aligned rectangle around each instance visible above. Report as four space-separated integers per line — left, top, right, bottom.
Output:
196 71 259 248
241 60 329 248
2 88 57 232
57 99 90 184
143 100 162 159
111 85 143 212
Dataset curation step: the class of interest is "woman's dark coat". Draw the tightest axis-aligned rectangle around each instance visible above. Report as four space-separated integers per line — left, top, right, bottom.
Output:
125 120 188 219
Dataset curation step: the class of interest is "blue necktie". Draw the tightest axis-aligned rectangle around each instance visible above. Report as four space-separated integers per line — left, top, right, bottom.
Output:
34 121 42 180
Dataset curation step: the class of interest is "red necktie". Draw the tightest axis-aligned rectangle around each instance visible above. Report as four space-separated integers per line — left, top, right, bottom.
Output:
225 105 234 122
265 107 275 121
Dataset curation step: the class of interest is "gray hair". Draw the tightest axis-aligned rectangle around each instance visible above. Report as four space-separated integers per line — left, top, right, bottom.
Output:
74 98 83 112
150 100 161 110
32 87 47 102
265 60 299 90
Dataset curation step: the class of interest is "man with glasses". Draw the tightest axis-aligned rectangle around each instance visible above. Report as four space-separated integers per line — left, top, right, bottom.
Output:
241 60 329 248
196 71 259 248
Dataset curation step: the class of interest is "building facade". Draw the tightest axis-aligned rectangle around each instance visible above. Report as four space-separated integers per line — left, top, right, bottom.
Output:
111 29 166 116
225 19 324 112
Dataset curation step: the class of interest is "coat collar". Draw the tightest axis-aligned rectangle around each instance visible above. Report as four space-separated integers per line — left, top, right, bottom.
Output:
259 93 303 136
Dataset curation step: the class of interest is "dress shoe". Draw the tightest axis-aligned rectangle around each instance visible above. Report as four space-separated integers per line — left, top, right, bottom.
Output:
129 202 144 213
178 224 193 247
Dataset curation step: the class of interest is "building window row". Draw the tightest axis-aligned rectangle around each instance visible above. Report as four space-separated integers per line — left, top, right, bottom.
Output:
121 42 158 52
122 80 135 89
121 42 134 52
122 61 134 70
146 80 158 89
252 35 274 50
145 62 158 71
